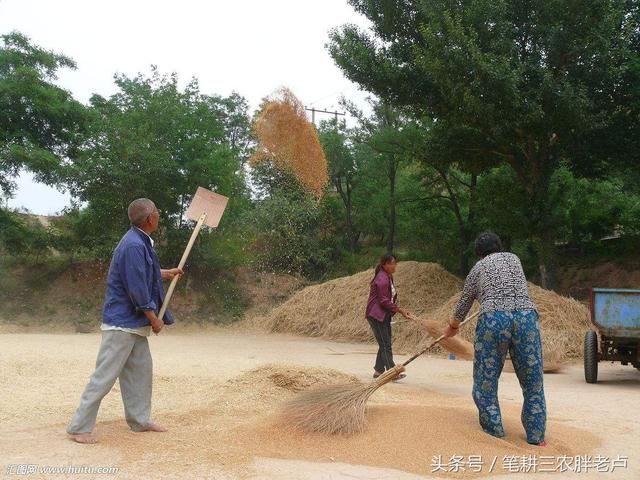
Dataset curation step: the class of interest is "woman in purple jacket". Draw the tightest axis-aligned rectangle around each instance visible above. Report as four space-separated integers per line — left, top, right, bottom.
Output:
365 253 412 380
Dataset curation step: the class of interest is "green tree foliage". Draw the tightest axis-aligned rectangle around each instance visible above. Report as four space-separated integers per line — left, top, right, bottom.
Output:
243 163 334 277
318 119 361 252
349 143 394 245
249 159 306 200
328 0 640 287
66 68 251 253
0 208 31 254
343 99 427 253
3 24 640 291
0 32 86 197
476 165 640 247
248 192 331 276
0 209 51 258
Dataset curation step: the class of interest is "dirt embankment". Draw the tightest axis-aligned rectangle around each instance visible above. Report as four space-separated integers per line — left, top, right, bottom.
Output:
0 260 303 331
556 262 640 299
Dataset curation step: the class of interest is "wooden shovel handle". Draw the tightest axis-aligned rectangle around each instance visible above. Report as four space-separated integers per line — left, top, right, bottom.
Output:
158 213 207 321
401 310 480 368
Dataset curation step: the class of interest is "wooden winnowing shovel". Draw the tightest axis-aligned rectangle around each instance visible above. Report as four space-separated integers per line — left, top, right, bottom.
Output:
157 187 229 323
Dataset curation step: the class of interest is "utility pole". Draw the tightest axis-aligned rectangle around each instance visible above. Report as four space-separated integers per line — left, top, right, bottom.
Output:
304 106 346 126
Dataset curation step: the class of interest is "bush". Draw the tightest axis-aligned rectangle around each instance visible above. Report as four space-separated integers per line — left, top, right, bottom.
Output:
0 209 53 259
247 192 332 278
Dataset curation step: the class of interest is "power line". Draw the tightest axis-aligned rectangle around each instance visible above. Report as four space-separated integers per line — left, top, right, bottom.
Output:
307 85 359 106
304 106 346 125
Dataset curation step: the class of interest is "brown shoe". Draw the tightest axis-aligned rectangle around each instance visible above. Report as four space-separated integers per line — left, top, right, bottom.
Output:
373 370 384 379
392 373 407 382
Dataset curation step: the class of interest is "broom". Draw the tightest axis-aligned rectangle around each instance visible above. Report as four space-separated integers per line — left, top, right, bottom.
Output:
277 311 479 435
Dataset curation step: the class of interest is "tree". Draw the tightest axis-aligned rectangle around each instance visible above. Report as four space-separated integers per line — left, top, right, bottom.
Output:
328 0 639 288
249 158 308 200
66 68 250 252
348 140 392 246
0 31 86 197
248 191 332 277
409 120 495 274
0 208 30 254
476 165 640 251
318 119 361 252
345 99 421 253
211 92 254 167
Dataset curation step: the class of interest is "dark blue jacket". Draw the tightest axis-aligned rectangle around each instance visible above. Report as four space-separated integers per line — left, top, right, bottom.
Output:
102 227 174 328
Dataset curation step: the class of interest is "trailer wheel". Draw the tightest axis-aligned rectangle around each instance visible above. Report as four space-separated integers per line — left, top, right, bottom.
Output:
584 330 598 383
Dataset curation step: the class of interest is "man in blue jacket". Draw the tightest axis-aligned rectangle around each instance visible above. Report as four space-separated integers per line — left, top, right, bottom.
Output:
67 198 183 444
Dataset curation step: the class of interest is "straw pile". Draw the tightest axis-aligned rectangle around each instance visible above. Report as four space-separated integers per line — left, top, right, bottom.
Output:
254 261 591 367
422 283 591 367
260 261 462 341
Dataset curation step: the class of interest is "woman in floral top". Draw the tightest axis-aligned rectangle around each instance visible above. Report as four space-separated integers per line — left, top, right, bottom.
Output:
445 232 547 446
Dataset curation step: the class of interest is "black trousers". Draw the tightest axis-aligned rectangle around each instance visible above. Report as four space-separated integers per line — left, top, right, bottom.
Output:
367 314 395 372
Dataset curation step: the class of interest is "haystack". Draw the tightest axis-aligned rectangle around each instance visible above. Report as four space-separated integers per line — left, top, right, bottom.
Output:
256 261 591 365
260 261 462 342
415 283 592 366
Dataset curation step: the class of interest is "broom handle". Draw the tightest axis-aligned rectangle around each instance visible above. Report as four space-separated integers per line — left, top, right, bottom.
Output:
401 311 480 368
158 212 207 321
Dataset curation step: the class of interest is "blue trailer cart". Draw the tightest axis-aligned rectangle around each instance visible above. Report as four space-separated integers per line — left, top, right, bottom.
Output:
585 288 640 383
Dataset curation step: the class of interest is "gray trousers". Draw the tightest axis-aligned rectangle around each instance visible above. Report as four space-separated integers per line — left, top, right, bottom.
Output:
67 330 153 434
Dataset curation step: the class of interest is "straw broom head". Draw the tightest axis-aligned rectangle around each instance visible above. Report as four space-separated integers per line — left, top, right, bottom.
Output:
277 365 406 435
276 313 477 435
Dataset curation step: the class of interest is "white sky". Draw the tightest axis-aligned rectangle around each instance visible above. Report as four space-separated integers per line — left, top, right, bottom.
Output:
0 0 370 214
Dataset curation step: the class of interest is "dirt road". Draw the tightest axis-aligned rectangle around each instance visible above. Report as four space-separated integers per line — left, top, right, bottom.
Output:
0 327 638 479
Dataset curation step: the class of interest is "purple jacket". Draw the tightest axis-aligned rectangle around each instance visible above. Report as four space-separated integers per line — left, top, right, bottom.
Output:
365 270 398 322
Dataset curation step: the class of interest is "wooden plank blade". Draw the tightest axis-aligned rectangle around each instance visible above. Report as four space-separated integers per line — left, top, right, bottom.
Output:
184 187 229 228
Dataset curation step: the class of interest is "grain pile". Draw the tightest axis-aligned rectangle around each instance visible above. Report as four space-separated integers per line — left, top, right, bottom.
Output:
276 365 406 435
227 364 359 396
222 366 600 479
259 261 462 342
0 331 605 480
145 364 600 478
